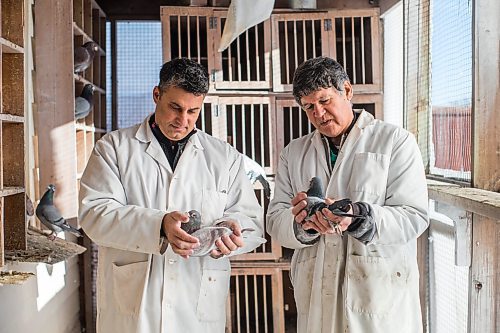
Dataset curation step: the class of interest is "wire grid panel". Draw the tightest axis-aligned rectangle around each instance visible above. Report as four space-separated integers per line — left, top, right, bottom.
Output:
226 267 285 333
429 0 472 181
160 7 217 89
218 96 277 175
115 21 162 129
213 11 272 90
271 9 381 93
429 211 469 333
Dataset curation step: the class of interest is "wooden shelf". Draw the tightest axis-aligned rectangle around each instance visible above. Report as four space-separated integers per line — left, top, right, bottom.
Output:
0 37 24 54
0 113 24 123
0 186 25 197
74 73 106 94
75 123 106 133
1 0 27 268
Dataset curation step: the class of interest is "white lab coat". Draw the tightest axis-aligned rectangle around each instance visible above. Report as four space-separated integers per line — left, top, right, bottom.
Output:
267 111 429 333
79 115 263 333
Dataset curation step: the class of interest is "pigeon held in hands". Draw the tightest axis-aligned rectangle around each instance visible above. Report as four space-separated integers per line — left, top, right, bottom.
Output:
304 177 365 235
181 209 266 257
74 41 99 73
75 84 95 120
35 184 82 240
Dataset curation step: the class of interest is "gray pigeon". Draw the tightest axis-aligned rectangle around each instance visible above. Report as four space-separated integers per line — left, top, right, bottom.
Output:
75 84 95 120
304 177 365 221
181 210 202 234
35 184 82 240
74 41 99 73
180 209 266 257
242 154 271 199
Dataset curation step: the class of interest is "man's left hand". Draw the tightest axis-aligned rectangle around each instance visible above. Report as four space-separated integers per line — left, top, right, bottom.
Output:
210 220 245 258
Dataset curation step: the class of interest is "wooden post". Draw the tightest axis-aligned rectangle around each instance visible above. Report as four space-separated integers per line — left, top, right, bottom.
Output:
469 0 500 332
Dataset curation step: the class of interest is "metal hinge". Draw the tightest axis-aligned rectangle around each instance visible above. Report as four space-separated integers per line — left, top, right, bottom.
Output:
209 17 217 29
213 104 220 117
211 69 217 82
324 19 332 31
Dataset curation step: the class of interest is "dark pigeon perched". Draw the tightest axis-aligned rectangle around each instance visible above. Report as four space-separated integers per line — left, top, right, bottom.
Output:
75 84 95 120
242 154 271 199
35 184 82 240
180 209 266 257
74 41 99 73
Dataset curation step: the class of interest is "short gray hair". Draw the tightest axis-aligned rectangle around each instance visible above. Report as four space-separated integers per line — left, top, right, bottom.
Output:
292 57 350 106
158 58 209 96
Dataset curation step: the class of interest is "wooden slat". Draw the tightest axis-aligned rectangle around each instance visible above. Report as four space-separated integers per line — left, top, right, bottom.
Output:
1 0 25 47
427 180 500 222
0 37 24 54
0 186 24 197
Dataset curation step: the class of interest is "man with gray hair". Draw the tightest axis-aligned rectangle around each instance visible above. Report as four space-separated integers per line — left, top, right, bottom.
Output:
79 58 263 332
267 56 429 332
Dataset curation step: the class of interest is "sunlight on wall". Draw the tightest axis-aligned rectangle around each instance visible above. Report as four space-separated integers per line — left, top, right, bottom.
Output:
36 233 68 311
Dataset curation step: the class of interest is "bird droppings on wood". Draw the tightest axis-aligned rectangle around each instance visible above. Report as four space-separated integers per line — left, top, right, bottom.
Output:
0 270 35 285
4 227 86 265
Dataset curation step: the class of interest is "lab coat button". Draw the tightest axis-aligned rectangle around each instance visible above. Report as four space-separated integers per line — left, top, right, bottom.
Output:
168 259 177 265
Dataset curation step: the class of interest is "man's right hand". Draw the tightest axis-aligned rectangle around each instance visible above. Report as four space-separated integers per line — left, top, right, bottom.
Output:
162 211 200 258
291 192 334 234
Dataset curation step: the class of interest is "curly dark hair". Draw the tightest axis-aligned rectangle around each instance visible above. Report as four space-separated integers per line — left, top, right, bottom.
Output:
292 56 350 106
158 58 209 96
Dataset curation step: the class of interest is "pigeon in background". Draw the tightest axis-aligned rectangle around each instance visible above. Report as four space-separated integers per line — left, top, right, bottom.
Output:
75 84 95 120
35 184 82 240
242 154 271 199
180 209 266 257
74 41 99 73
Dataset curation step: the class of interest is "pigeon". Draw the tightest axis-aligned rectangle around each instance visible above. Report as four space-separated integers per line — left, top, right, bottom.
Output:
74 41 99 73
75 84 95 120
181 210 202 234
242 154 271 199
35 184 82 240
180 209 266 257
303 177 365 234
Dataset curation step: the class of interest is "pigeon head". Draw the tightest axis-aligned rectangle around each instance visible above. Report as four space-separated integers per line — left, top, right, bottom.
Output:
39 184 56 205
307 177 324 199
47 184 56 192
80 84 95 101
181 209 202 234
83 41 99 53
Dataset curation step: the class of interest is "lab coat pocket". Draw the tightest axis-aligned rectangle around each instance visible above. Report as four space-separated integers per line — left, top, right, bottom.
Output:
197 269 230 322
346 254 406 315
201 189 228 225
348 152 389 202
112 260 149 315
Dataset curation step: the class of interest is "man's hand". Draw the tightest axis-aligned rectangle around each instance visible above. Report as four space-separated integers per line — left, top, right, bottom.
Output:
162 211 200 258
318 198 353 234
210 220 245 259
291 192 332 234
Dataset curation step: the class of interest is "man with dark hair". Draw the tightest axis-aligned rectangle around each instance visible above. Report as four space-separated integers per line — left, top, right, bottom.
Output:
267 56 429 332
79 58 263 332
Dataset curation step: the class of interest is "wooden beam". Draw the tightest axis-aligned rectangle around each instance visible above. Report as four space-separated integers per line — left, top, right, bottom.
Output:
469 0 500 331
427 180 500 222
34 0 78 219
